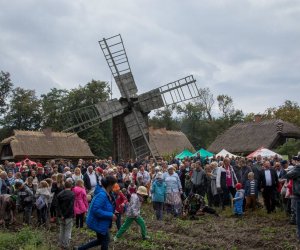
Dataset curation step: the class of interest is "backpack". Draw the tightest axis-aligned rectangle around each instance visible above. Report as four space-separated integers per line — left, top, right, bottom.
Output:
35 195 46 210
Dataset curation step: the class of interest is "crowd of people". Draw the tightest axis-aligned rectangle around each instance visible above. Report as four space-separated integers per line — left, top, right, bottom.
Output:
0 153 300 249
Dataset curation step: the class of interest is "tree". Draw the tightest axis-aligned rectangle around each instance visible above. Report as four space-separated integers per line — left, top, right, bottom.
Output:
0 71 13 115
276 139 300 158
41 88 68 130
197 87 214 121
3 87 42 130
149 106 180 130
217 94 234 118
273 100 300 127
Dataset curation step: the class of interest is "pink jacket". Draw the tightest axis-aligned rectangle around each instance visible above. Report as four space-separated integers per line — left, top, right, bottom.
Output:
73 186 88 215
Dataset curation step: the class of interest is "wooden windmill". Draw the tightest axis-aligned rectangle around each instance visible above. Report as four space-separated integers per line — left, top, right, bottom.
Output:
62 34 201 161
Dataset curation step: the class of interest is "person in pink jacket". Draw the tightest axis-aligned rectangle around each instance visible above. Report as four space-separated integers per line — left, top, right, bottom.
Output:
73 179 88 228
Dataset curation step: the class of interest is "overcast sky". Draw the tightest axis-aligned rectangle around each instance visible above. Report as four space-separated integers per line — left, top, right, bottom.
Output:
0 0 299 115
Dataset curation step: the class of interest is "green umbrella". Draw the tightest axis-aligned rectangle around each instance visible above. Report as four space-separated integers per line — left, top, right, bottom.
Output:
192 148 214 158
175 149 194 160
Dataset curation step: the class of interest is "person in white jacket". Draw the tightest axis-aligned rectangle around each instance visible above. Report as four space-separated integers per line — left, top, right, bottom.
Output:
35 180 51 226
209 161 226 209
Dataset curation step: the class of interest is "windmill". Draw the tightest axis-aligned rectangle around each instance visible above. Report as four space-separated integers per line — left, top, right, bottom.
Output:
62 34 201 161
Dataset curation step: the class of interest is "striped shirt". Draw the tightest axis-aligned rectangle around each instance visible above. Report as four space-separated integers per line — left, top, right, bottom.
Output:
250 180 255 195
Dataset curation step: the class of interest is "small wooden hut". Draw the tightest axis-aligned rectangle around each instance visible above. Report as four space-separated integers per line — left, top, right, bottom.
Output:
208 119 300 155
0 130 94 161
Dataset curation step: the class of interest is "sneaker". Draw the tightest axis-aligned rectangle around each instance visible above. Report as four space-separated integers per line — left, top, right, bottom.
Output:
113 236 118 242
143 236 151 240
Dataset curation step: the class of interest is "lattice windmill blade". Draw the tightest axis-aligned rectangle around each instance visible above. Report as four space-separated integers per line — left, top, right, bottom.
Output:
62 99 126 134
99 34 138 98
137 75 199 113
124 108 159 159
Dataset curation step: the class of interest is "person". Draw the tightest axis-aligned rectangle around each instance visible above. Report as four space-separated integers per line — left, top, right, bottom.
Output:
244 172 258 211
0 194 16 226
136 165 151 192
73 179 88 228
163 165 183 216
224 158 238 206
72 167 83 184
232 183 245 216
83 166 99 195
57 180 75 250
210 161 226 209
114 186 150 241
35 180 51 226
259 161 279 213
50 173 65 223
151 172 166 220
113 183 128 230
286 156 300 242
15 181 34 225
191 161 206 196
183 193 218 220
75 176 117 250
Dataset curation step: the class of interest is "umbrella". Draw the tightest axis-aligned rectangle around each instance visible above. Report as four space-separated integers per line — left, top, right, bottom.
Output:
16 158 37 166
192 148 214 158
216 149 238 158
175 149 194 160
246 147 282 159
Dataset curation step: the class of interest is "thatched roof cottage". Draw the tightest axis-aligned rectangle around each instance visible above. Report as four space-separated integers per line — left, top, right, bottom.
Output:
208 119 300 155
0 130 94 161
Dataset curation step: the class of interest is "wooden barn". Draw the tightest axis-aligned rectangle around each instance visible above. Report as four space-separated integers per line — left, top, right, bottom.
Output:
0 130 94 161
149 128 195 156
208 119 300 155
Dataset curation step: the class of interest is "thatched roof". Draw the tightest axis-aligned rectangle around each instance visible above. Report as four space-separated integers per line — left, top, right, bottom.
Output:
1 130 94 159
208 119 300 154
149 128 195 155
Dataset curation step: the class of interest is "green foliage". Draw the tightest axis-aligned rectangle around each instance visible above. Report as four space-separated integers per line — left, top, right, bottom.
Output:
2 87 42 130
0 71 13 115
276 139 300 158
0 227 43 250
149 106 180 130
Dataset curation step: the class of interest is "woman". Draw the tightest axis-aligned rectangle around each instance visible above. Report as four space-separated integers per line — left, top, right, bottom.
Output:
123 168 131 188
75 176 117 250
151 172 166 220
73 179 88 228
72 167 83 183
50 173 64 223
210 161 226 209
163 165 182 216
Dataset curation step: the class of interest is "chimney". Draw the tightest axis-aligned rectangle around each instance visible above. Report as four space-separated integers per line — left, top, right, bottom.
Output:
42 128 52 137
254 114 262 123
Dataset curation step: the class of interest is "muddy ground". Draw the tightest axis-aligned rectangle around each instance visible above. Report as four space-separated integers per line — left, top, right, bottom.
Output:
1 204 299 250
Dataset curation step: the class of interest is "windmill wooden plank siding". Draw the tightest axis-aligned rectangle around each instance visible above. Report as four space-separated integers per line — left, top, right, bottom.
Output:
0 130 94 161
208 119 300 155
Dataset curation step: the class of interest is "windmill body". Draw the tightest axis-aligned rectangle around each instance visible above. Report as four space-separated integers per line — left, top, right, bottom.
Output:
63 34 201 161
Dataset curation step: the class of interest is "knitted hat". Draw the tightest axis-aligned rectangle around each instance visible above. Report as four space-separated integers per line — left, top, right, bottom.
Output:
235 183 242 190
113 183 120 192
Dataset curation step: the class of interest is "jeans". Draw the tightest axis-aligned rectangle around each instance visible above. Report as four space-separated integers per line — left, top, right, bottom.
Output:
116 213 122 230
78 231 110 250
295 198 300 239
153 202 163 220
115 216 147 239
59 218 73 248
23 205 32 224
76 213 84 228
37 206 48 225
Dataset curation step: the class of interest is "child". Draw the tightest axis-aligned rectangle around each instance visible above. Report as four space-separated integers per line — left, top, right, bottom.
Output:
114 186 149 241
127 181 137 199
151 172 166 220
15 181 34 225
57 180 75 249
232 183 245 216
113 183 128 230
244 172 258 211
73 179 88 228
35 180 51 226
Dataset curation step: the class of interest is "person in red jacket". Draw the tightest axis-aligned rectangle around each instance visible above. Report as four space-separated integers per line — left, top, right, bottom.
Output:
113 183 128 230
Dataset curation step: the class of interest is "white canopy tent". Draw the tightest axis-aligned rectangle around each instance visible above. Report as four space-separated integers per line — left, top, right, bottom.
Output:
216 149 238 158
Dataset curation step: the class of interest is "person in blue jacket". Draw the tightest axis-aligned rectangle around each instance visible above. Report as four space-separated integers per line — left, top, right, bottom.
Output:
75 176 117 250
151 172 166 220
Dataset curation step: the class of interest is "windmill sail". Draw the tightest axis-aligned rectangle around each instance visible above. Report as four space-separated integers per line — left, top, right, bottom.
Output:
137 75 199 113
62 99 125 133
99 34 138 98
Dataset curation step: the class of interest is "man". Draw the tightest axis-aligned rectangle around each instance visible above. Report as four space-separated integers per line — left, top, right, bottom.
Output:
15 181 34 224
191 161 206 196
57 180 75 249
286 156 300 242
0 194 16 226
259 161 279 213
83 166 99 194
252 155 263 181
